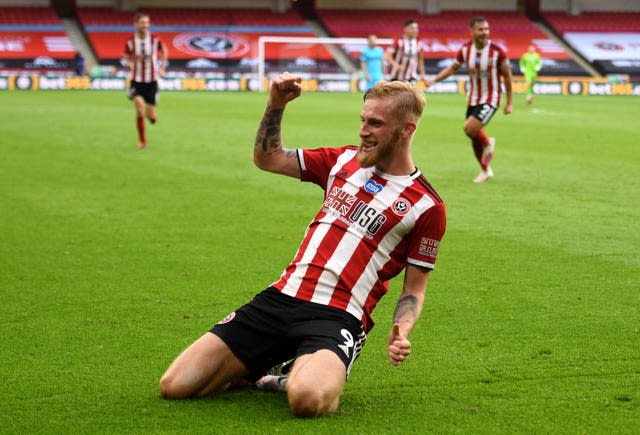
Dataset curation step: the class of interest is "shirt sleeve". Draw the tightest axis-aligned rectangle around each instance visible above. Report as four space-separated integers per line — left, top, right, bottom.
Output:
453 47 464 66
406 202 446 270
298 147 345 191
498 45 509 67
124 39 132 56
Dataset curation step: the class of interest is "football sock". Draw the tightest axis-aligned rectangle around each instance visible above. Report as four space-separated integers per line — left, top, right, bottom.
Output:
476 129 490 147
136 116 146 143
472 130 491 170
471 139 485 170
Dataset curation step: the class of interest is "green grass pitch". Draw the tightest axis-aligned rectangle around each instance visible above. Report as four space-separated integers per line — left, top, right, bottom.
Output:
1 89 638 433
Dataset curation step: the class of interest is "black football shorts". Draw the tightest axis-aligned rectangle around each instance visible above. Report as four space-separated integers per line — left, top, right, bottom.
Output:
128 80 158 106
466 103 497 125
210 287 367 380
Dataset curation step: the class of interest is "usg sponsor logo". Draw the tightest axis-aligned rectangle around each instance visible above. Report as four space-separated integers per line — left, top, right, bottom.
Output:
173 33 250 58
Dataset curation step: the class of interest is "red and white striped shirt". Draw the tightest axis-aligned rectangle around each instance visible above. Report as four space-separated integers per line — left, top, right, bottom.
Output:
272 146 446 332
124 33 166 83
388 38 425 81
454 40 508 107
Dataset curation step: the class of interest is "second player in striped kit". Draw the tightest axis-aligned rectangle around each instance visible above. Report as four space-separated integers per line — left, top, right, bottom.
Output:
427 16 513 183
124 12 168 149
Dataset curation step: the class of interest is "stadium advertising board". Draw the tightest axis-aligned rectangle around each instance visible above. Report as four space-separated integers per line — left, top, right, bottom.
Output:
564 33 640 61
0 32 75 59
1 74 639 96
563 32 640 74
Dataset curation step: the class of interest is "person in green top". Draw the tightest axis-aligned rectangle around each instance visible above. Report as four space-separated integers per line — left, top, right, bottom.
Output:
519 44 542 104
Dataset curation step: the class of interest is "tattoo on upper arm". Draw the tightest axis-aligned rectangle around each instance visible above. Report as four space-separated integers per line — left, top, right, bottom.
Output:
393 295 418 325
255 106 284 153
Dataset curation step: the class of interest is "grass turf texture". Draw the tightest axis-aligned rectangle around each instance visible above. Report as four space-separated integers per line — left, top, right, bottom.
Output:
1 90 638 433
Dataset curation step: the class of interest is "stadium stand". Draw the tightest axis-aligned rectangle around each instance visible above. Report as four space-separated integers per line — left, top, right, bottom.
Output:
542 12 640 75
316 9 580 75
77 6 334 73
543 12 640 33
0 6 60 24
0 6 75 71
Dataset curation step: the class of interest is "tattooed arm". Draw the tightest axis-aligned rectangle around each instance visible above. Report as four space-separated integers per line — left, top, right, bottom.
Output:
253 72 302 178
387 264 430 366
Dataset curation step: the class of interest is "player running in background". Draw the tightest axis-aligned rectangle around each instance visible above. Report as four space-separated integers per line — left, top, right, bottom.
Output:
426 16 513 183
519 44 542 105
360 34 385 90
386 19 427 83
124 12 168 149
159 72 446 418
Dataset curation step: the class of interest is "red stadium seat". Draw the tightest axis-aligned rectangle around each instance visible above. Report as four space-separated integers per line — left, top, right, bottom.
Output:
543 12 640 33
0 6 60 25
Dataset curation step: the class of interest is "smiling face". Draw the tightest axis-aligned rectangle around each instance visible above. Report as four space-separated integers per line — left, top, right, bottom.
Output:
470 20 490 48
358 98 403 168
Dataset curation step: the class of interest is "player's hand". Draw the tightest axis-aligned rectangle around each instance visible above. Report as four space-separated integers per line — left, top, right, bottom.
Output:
270 71 302 108
387 323 411 366
424 79 435 88
504 102 513 115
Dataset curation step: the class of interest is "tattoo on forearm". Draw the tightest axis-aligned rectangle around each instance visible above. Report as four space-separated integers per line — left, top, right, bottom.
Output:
393 295 418 325
255 105 283 153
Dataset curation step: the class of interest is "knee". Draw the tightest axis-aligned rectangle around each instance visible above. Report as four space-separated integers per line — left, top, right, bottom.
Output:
287 383 337 418
159 372 189 400
463 124 477 138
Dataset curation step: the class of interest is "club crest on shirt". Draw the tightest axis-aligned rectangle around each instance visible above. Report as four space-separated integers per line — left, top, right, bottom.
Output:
392 198 411 216
364 179 383 194
217 311 236 325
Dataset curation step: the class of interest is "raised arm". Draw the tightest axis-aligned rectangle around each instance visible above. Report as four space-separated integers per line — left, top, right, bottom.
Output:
387 264 430 366
253 72 302 178
500 61 513 114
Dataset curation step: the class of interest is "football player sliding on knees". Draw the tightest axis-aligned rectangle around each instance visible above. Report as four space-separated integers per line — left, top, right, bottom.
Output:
159 70 446 419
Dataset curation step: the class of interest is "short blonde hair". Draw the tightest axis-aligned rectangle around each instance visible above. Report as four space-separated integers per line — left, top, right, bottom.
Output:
364 81 425 121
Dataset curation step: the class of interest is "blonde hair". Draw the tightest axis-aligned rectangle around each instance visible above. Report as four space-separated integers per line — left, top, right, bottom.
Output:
364 81 425 121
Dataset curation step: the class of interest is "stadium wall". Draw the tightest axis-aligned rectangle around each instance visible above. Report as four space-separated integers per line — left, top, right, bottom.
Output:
2 73 638 96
